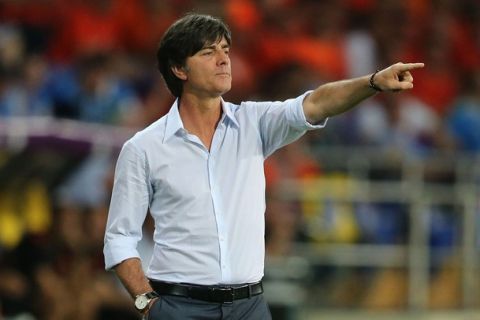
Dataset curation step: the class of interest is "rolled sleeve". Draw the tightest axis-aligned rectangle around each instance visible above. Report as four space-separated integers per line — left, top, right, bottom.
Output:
287 90 328 130
250 91 329 158
104 237 141 270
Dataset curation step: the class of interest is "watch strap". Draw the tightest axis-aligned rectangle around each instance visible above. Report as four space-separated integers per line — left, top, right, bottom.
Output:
144 291 158 299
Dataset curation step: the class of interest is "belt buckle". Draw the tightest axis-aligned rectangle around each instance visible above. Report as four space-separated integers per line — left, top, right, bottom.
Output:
214 286 234 303
225 287 235 303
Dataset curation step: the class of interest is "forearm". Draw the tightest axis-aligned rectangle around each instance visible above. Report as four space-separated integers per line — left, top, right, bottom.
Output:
303 74 376 123
114 257 153 297
303 62 425 123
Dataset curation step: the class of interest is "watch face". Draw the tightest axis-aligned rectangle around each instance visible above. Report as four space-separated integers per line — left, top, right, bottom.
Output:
135 295 149 310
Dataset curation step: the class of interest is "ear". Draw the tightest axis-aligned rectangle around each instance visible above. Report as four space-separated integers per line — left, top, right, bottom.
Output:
171 65 188 81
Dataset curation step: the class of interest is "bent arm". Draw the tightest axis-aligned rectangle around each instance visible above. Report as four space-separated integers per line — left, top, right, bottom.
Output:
303 62 425 124
103 141 152 296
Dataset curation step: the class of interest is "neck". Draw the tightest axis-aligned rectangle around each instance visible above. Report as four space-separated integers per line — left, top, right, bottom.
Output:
177 93 223 149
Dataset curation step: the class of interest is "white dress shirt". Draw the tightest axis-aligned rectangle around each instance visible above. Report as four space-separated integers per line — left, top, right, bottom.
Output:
104 92 326 285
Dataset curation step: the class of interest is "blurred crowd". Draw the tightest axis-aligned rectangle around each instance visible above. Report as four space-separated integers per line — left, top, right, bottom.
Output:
1 0 480 319
2 0 480 150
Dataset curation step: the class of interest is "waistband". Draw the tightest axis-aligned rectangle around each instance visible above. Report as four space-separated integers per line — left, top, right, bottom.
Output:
149 280 263 303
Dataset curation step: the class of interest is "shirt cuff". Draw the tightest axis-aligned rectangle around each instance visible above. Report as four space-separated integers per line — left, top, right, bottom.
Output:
104 239 141 270
288 90 328 130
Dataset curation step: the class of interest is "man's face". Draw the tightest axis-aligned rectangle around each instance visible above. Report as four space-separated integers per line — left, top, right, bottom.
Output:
182 37 232 98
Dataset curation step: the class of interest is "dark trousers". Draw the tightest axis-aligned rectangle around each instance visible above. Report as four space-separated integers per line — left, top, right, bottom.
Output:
146 294 272 320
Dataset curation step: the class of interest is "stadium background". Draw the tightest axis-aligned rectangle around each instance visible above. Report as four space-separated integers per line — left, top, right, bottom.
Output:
0 0 479 319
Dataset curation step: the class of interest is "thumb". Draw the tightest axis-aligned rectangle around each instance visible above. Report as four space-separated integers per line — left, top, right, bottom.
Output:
392 80 414 91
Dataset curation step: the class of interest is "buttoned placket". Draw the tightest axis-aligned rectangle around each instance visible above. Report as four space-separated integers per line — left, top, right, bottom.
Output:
181 119 231 282
207 119 230 282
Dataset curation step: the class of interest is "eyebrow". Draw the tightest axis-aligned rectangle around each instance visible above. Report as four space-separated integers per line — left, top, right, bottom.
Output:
202 43 231 50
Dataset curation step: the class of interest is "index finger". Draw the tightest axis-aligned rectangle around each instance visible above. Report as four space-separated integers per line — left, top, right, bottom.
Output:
397 62 425 72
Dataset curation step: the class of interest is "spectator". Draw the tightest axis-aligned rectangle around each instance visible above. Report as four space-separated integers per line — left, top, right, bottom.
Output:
0 54 53 118
446 69 480 153
75 53 142 126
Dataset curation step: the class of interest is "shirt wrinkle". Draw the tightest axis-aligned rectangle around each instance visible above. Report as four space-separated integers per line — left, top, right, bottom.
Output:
104 91 327 284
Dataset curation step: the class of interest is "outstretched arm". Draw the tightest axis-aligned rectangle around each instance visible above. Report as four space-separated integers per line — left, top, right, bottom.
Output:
303 62 425 124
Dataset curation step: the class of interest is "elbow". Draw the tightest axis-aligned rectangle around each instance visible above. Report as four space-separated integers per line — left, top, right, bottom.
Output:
302 89 333 124
303 100 330 124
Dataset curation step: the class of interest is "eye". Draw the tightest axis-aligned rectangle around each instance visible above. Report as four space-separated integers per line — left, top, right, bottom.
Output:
202 50 214 56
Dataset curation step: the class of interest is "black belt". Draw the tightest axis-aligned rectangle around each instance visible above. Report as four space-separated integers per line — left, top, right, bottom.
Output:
150 280 263 303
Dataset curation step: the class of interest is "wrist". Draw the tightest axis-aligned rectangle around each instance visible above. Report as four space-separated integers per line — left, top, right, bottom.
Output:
368 69 383 92
134 291 159 313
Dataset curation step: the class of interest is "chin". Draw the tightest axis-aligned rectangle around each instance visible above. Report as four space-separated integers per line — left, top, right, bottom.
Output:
218 84 232 96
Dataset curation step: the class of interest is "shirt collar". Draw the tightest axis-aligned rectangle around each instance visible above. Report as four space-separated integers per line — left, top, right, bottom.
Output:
163 99 184 143
221 98 240 128
163 98 239 143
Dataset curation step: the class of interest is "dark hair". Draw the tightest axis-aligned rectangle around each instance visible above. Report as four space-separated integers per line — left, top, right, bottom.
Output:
156 13 232 97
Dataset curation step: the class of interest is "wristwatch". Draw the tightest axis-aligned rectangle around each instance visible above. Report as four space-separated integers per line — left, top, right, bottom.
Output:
134 291 158 312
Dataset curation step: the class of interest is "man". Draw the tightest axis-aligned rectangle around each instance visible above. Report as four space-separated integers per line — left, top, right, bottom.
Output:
103 13 423 319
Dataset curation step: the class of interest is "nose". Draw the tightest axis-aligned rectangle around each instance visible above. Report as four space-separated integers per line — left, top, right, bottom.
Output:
216 50 229 66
